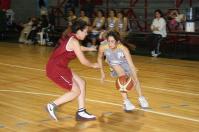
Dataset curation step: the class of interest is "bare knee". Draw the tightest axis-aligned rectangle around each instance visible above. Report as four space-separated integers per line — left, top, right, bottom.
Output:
71 81 81 96
72 87 81 97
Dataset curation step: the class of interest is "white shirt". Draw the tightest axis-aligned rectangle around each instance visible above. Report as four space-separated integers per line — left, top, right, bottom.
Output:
151 17 167 37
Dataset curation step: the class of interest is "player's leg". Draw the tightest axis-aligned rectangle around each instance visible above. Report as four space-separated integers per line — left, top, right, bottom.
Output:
72 72 96 121
123 63 149 108
121 92 135 111
46 77 80 121
112 65 135 111
130 75 149 108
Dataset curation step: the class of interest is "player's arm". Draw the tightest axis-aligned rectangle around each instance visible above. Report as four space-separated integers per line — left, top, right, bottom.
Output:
80 46 97 52
70 38 99 68
122 45 138 81
97 45 106 82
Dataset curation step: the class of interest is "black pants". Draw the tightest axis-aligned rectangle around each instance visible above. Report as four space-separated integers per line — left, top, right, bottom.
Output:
150 33 163 54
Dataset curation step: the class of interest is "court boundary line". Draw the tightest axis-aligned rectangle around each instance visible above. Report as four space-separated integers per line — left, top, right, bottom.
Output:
0 89 198 123
0 62 198 96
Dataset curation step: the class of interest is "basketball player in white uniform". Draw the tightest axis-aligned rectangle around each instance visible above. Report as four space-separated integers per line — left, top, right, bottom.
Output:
97 31 149 111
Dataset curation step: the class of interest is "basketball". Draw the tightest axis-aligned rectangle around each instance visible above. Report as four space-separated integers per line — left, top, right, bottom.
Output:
115 75 135 92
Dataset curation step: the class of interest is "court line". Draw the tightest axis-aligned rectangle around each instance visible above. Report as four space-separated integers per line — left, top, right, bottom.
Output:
0 89 198 123
0 62 198 96
82 76 199 96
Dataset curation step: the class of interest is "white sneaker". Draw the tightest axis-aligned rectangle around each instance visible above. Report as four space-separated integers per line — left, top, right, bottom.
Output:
138 96 149 108
152 53 158 57
76 109 96 121
123 99 135 112
151 50 155 55
152 51 161 57
46 103 58 121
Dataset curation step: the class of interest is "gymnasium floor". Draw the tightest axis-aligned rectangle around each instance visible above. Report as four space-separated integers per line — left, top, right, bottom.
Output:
0 42 198 132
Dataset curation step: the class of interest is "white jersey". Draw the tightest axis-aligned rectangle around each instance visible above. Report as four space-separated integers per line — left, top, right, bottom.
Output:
102 42 132 77
151 17 167 37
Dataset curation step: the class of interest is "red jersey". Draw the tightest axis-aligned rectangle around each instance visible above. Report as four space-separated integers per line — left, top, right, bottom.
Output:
46 33 78 90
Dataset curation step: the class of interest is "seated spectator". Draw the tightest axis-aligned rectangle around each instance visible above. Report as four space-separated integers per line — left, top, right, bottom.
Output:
79 9 90 25
107 9 118 31
150 9 167 57
67 9 77 26
126 11 139 32
167 9 185 31
116 10 128 37
25 17 39 44
92 9 105 31
88 9 105 47
18 17 36 43
26 15 52 45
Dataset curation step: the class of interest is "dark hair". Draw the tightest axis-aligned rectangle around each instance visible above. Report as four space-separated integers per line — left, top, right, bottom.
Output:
106 31 136 51
97 9 104 16
154 9 164 17
109 9 116 17
55 19 87 48
106 30 121 42
71 19 88 33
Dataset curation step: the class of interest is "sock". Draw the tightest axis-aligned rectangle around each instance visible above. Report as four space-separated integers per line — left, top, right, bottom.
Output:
78 108 85 112
51 102 57 108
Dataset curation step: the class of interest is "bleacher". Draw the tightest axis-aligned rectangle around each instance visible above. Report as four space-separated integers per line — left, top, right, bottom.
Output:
1 0 198 60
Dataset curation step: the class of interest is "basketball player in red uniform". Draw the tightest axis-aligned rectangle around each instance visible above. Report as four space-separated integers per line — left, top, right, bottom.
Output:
46 20 100 121
98 31 149 112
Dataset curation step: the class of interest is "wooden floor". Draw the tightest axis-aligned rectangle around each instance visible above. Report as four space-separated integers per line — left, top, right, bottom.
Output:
0 42 198 132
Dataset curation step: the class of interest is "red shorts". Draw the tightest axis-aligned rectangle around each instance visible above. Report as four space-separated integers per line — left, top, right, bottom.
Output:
47 69 73 91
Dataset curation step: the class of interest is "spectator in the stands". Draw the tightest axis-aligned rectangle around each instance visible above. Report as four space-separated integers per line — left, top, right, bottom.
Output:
150 9 167 57
26 17 40 44
86 9 105 47
26 15 50 44
167 9 185 31
107 9 118 31
116 10 128 36
18 17 36 43
79 9 90 25
67 9 77 26
92 9 105 31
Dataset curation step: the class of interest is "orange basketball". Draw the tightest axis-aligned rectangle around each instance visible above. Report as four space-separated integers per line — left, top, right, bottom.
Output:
115 75 135 92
